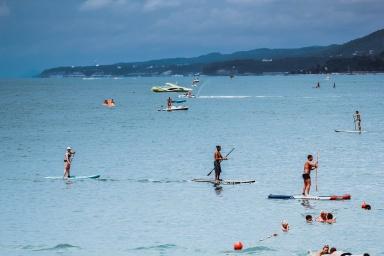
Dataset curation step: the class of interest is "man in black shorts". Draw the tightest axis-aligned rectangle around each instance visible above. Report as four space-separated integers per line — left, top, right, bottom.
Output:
302 154 318 196
214 145 227 182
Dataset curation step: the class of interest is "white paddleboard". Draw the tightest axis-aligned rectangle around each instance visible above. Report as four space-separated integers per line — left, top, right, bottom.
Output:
44 175 100 180
192 178 255 185
159 105 189 111
335 129 366 133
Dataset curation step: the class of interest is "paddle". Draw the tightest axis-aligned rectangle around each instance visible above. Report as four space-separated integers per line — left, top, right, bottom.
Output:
315 151 319 192
207 147 235 176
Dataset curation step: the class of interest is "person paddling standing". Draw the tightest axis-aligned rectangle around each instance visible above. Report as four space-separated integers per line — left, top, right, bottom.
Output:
167 97 172 110
64 146 75 178
302 154 318 196
353 110 362 131
214 145 227 182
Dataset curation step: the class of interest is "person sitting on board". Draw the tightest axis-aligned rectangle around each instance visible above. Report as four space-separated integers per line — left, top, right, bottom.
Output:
281 220 289 232
353 111 362 131
306 215 313 223
214 145 227 182
302 154 318 196
64 146 75 178
167 97 172 110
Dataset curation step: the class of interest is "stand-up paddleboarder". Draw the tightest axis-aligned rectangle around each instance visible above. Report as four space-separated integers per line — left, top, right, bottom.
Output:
302 154 318 196
214 145 227 182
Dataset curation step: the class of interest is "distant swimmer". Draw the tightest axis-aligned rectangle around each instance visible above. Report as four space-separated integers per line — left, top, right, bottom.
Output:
302 154 318 196
64 146 75 178
316 211 336 223
316 211 327 222
306 215 313 223
314 244 330 256
315 82 320 88
214 145 227 182
167 97 172 110
353 111 362 131
103 98 115 107
281 220 289 232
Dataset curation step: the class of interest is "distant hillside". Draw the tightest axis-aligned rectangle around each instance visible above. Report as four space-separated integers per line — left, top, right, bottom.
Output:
40 28 384 77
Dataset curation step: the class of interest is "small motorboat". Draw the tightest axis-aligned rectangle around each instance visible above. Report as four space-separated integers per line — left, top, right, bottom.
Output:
151 83 192 93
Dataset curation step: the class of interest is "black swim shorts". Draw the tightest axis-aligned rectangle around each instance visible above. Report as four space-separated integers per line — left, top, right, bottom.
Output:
302 173 310 180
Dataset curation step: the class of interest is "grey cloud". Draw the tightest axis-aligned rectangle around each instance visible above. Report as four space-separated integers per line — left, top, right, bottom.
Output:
0 0 384 77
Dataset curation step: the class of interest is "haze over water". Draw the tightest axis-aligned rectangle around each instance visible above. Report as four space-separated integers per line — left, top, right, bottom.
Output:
0 75 383 255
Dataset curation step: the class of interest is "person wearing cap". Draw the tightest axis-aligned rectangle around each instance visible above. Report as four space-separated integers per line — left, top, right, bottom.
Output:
64 146 75 178
214 145 227 182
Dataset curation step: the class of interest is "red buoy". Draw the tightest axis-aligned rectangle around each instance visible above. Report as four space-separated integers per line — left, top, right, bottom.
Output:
234 241 243 250
362 201 367 208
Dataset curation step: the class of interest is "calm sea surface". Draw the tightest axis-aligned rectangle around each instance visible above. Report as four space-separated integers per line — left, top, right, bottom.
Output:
0 75 383 256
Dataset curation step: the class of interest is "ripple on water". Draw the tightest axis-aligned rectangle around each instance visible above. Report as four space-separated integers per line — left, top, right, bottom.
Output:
31 243 80 251
131 243 177 251
223 245 276 255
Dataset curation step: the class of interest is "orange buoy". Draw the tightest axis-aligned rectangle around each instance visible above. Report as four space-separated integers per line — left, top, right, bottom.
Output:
233 241 243 251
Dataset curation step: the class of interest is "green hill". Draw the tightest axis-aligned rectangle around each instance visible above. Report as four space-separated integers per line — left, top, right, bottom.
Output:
40 28 384 77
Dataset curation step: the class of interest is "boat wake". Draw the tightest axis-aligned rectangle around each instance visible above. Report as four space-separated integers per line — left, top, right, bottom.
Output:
198 95 251 99
27 243 80 251
134 178 189 184
198 95 284 99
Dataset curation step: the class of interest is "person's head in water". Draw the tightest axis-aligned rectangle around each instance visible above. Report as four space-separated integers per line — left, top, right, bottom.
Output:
216 145 221 151
321 245 329 254
281 220 289 231
329 247 337 254
364 204 371 210
305 215 313 223
307 154 313 161
320 211 327 221
327 213 334 220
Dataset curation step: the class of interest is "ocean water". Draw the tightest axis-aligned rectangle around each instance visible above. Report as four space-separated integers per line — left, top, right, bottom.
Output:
0 75 383 256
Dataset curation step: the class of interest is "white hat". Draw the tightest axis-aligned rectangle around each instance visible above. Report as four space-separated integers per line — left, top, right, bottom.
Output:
67 146 72 150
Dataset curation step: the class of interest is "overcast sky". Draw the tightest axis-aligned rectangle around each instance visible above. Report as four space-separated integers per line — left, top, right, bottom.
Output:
0 0 383 77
